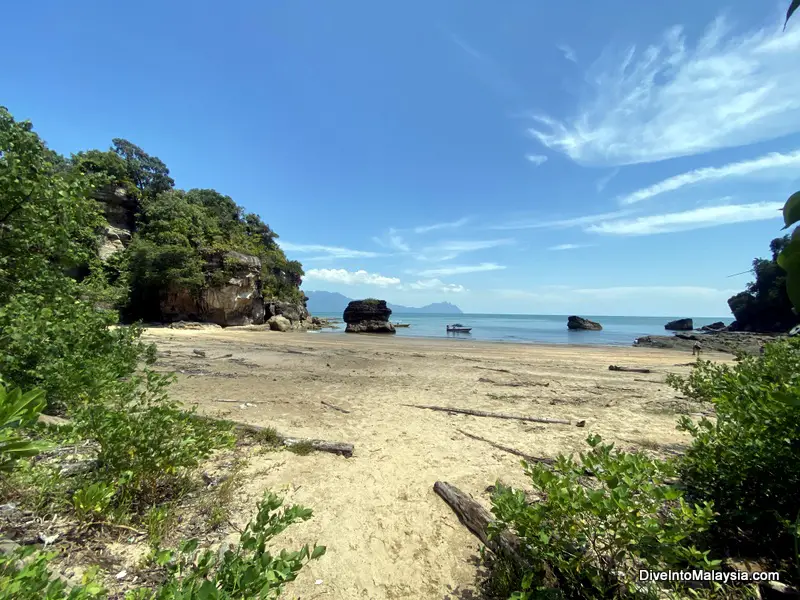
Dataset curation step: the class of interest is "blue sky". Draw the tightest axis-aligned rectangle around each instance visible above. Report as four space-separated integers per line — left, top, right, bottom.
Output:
3 0 798 316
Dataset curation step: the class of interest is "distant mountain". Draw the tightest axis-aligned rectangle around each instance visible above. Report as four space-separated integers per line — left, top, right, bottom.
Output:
304 291 462 315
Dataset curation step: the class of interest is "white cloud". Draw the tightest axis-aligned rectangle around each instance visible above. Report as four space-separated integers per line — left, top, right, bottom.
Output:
587 202 782 235
596 168 620 192
525 154 548 166
557 43 578 63
548 243 587 251
372 228 411 252
618 149 800 205
529 16 800 166
406 279 467 293
304 268 401 287
491 210 634 230
413 217 469 234
416 263 506 277
418 238 515 261
280 242 380 259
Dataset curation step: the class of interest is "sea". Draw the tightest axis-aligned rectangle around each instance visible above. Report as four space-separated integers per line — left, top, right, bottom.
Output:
309 313 733 347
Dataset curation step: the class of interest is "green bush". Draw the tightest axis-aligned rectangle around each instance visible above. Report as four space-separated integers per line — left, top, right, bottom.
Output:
72 481 118 522
0 293 155 414
0 547 106 600
671 338 800 563
490 435 719 599
72 370 235 504
0 385 49 472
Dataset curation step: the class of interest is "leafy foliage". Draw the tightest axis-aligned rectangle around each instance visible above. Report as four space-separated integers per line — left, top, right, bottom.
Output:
0 547 106 599
133 492 325 600
727 237 799 332
72 370 235 503
0 385 49 472
490 435 719 599
670 338 800 564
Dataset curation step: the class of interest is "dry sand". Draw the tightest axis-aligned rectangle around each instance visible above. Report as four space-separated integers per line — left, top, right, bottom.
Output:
143 327 727 600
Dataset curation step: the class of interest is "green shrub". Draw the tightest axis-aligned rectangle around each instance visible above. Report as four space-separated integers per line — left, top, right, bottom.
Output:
72 370 234 505
672 338 800 564
131 492 325 599
72 481 117 522
491 435 719 599
0 293 155 414
0 385 49 472
0 547 106 599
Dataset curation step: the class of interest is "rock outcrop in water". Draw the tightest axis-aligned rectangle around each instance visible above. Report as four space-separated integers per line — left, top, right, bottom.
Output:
665 318 693 331
567 316 602 331
634 331 781 356
343 299 396 334
701 321 726 331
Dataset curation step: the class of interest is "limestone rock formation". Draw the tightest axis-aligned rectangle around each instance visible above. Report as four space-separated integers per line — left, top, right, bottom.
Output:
268 315 291 332
665 318 693 331
343 300 396 334
94 185 136 261
567 316 602 331
700 321 726 331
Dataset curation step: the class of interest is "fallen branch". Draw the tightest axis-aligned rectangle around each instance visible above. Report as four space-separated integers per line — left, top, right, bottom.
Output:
456 429 554 465
433 481 528 572
633 378 663 384
402 404 581 426
232 422 354 458
214 399 269 404
478 377 550 388
474 366 512 374
321 400 351 414
84 522 146 536
609 365 652 374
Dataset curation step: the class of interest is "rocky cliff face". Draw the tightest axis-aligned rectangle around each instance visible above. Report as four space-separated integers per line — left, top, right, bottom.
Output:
94 185 136 261
343 300 396 334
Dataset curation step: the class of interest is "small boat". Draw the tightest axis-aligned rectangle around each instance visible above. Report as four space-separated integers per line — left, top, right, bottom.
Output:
446 323 472 333
393 323 410 328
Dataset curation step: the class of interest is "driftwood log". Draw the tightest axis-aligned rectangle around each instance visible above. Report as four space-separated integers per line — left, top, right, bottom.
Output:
403 404 581 427
433 481 528 571
456 429 555 465
608 365 652 374
232 422 354 458
321 400 351 414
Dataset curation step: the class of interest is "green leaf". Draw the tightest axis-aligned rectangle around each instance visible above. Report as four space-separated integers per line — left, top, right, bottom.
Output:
783 191 800 228
786 0 800 30
310 545 326 560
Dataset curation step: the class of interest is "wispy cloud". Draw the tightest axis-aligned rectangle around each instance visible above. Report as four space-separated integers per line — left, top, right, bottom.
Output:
405 279 467 293
372 228 411 252
280 242 380 259
416 263 506 277
418 238 515 261
596 168 620 192
557 43 578 63
529 15 800 166
587 202 782 235
413 217 469 234
491 210 634 230
304 268 400 287
446 30 523 99
618 150 800 205
525 154 548 166
548 243 588 251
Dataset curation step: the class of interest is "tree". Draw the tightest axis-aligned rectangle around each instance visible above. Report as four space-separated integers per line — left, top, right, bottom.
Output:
112 138 174 198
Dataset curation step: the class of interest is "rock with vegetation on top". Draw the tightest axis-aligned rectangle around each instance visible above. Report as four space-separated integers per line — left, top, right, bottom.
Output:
665 318 693 331
567 316 603 331
343 299 396 334
268 315 291 332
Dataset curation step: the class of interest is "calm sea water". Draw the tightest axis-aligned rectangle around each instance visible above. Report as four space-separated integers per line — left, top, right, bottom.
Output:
309 313 733 347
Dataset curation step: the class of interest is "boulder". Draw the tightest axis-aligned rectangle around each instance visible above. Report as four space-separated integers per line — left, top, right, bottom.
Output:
265 299 309 324
94 185 137 261
343 300 396 334
700 321 726 332
268 315 291 332
665 318 693 331
567 316 602 331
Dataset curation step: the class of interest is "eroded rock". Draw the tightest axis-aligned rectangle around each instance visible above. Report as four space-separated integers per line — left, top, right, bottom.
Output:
567 316 602 331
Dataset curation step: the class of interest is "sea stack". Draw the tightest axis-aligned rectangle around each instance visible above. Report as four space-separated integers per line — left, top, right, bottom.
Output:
567 316 603 331
343 299 396 334
665 318 693 331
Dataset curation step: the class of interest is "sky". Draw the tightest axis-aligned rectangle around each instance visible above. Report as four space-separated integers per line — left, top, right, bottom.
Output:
2 0 798 317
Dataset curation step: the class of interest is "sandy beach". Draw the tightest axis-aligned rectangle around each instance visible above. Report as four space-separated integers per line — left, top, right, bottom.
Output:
143 327 726 600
